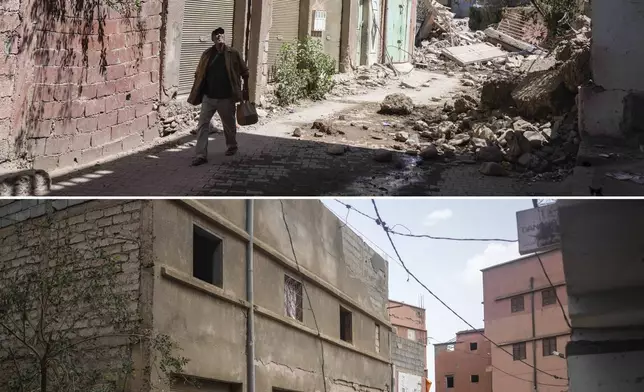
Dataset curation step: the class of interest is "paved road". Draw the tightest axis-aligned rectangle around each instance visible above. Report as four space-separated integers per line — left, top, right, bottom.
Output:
48 71 565 196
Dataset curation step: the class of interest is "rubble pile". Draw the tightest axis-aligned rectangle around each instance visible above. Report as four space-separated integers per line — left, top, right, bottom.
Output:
376 92 580 179
329 64 397 97
158 101 200 136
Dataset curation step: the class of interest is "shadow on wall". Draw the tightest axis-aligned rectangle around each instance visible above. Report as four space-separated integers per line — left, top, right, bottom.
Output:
7 0 155 168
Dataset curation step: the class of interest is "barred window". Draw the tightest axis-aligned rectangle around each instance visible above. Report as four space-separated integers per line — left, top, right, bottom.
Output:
284 275 303 322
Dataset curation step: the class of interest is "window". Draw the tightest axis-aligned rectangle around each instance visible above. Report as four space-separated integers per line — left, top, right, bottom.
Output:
511 295 525 313
542 288 557 306
446 344 455 351
284 275 303 321
446 375 454 389
407 329 416 341
192 225 223 287
340 307 353 343
543 337 557 356
471 375 479 383
470 342 478 351
512 342 527 360
375 324 380 353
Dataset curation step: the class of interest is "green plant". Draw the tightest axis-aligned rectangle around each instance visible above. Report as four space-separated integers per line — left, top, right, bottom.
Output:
0 204 189 392
531 0 580 38
275 37 336 106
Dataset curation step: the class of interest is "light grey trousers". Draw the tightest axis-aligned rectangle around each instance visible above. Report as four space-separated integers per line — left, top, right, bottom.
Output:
195 96 237 158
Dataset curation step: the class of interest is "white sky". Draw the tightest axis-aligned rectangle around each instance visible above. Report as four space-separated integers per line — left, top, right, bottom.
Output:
323 199 534 392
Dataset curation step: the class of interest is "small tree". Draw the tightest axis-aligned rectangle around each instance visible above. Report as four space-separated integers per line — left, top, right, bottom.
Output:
0 205 189 392
275 37 336 106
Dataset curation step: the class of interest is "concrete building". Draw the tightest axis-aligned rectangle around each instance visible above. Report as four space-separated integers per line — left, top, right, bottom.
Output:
578 0 644 139
557 200 644 392
389 300 428 392
0 199 393 392
434 329 492 392
482 250 571 392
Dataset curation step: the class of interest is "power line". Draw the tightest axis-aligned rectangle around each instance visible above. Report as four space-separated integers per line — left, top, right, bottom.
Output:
535 252 572 330
333 200 518 243
280 201 328 392
370 199 567 382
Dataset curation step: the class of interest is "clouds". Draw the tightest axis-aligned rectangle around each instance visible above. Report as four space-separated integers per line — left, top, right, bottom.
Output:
463 242 521 287
424 209 453 226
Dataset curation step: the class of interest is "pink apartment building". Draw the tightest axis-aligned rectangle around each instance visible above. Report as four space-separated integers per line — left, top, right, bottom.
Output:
434 329 492 392
482 249 570 392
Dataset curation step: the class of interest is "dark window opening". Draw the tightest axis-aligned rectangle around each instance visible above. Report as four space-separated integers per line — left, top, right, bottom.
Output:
446 375 454 389
193 225 223 287
470 342 478 351
543 337 557 356
513 342 527 361
471 375 479 383
340 307 353 343
284 275 303 321
542 288 557 306
511 295 525 313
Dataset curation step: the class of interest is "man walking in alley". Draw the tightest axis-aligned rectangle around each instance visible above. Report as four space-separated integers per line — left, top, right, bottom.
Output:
188 27 250 166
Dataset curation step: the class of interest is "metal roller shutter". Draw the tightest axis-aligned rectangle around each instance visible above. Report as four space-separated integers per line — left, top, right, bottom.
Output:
178 0 235 95
267 0 301 81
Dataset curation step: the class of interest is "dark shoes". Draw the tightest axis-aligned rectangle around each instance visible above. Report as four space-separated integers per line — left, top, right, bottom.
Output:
225 146 238 156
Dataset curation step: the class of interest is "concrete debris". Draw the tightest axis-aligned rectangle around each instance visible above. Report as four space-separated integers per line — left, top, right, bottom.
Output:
312 119 338 135
380 94 414 115
329 64 397 97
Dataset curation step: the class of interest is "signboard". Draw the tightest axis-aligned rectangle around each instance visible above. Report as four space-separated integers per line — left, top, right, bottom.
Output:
516 203 560 255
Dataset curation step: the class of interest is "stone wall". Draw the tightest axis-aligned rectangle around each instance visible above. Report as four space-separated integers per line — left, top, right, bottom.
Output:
0 199 147 390
0 0 163 173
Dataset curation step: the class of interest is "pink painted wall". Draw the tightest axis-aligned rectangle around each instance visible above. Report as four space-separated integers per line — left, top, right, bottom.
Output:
482 250 570 392
434 330 492 392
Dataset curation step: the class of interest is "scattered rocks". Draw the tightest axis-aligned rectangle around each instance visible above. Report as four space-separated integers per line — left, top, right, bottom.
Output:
472 125 495 141
293 128 302 137
454 97 475 114
523 130 547 148
380 94 414 115
470 138 487 149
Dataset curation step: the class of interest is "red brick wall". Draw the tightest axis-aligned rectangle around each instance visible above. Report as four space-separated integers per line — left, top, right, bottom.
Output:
0 0 163 172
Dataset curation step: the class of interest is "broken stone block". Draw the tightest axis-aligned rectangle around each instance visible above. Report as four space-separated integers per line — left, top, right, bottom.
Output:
395 131 410 142
479 162 508 176
293 128 302 137
454 97 474 114
414 120 429 132
472 125 496 141
476 145 504 162
470 138 487 149
523 130 547 148
511 69 575 119
449 133 471 146
327 145 346 155
380 94 414 115
438 121 457 136
420 145 439 160
505 130 532 161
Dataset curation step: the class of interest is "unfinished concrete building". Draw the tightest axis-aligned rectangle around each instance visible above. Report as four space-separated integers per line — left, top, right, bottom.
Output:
0 199 392 392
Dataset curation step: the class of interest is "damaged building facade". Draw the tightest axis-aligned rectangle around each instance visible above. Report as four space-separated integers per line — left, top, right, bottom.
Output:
0 199 393 392
0 0 417 174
